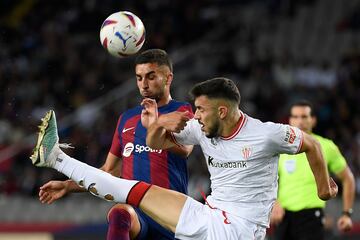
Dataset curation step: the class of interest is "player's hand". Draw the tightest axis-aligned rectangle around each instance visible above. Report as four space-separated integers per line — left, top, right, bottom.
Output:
270 201 285 225
158 111 191 133
141 98 158 128
39 180 69 204
337 215 353 232
318 177 338 200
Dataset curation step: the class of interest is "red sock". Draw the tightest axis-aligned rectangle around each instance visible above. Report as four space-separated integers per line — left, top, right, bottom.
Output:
106 208 131 240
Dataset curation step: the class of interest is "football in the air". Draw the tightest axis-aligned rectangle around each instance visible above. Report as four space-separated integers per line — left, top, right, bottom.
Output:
100 11 145 57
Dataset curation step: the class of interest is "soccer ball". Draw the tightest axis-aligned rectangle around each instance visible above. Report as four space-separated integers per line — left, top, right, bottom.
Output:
100 11 145 57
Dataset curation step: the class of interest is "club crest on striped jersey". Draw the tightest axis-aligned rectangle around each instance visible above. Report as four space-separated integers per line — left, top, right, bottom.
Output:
123 142 134 157
241 146 252 160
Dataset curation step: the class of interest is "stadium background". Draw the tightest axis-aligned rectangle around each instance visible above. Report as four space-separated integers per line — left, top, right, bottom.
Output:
0 0 359 239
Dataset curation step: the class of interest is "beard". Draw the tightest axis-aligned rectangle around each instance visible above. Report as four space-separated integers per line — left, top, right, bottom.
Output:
205 120 220 138
142 91 163 102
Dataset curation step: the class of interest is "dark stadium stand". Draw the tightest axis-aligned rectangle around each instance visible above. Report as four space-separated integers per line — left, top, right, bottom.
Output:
0 0 359 239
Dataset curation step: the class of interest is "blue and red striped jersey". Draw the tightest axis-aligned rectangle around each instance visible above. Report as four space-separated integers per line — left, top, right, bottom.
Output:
110 100 193 194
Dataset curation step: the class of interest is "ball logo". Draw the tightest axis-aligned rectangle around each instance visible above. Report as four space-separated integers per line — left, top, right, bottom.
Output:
100 11 145 57
123 142 134 157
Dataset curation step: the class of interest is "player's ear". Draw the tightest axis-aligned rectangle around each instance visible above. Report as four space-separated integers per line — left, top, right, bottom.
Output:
218 106 228 120
311 116 317 128
166 72 173 86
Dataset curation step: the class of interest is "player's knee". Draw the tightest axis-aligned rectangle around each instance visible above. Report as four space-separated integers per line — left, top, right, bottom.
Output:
107 204 142 239
107 204 137 223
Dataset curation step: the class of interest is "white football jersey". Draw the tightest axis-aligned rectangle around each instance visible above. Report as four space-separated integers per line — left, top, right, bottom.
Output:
173 112 303 227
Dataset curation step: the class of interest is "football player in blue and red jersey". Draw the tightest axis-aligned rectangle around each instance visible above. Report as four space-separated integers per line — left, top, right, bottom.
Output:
38 49 193 240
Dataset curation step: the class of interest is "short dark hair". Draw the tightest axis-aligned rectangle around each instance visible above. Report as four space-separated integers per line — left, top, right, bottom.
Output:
190 77 241 105
290 100 315 116
134 49 173 72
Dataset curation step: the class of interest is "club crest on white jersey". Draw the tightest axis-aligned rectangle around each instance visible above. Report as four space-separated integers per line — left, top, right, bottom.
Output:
241 146 252 160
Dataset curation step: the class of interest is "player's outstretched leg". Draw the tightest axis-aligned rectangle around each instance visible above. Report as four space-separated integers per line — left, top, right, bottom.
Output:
30 110 147 204
30 110 186 234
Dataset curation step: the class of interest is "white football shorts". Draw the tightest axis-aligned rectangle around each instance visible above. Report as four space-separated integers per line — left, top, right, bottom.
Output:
175 197 266 240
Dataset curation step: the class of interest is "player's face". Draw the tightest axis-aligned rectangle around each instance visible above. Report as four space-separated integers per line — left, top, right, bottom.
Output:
289 106 316 133
135 63 172 101
194 95 220 138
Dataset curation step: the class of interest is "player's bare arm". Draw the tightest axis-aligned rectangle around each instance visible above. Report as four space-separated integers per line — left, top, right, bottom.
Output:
146 112 190 150
270 201 285 225
141 98 176 150
100 152 122 177
168 145 193 158
299 132 338 200
142 98 191 150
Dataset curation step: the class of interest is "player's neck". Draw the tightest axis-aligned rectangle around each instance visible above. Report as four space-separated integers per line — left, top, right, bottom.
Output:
157 94 172 107
221 110 242 138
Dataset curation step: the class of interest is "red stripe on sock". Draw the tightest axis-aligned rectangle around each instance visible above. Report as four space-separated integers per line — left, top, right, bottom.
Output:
126 182 151 207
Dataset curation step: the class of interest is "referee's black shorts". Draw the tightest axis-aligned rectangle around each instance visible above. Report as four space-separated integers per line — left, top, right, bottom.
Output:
274 208 324 240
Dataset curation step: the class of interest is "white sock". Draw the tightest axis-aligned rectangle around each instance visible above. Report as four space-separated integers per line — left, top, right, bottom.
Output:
54 151 138 203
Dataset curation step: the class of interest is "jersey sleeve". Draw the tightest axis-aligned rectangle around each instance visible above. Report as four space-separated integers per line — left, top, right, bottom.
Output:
109 115 123 158
267 123 304 155
324 140 347 174
171 118 201 146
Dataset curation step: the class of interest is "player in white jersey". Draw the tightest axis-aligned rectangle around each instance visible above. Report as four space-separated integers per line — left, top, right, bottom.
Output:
170 111 301 228
30 77 338 240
